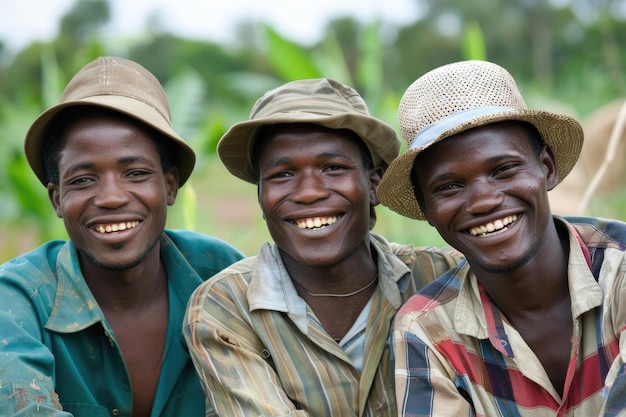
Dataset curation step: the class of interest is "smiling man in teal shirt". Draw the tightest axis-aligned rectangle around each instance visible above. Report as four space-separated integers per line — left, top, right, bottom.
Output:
0 56 243 417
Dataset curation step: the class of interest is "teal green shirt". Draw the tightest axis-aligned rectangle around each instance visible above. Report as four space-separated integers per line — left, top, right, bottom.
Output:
0 229 244 417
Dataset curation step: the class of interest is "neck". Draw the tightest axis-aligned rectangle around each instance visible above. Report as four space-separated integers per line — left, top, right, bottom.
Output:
81 250 167 311
476 220 570 314
281 247 378 297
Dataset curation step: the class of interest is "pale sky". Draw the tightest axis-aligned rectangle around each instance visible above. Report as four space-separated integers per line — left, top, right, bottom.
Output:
1 0 420 52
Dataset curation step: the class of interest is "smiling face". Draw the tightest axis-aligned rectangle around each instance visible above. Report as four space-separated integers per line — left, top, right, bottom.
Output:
412 121 558 274
47 110 178 271
255 124 381 269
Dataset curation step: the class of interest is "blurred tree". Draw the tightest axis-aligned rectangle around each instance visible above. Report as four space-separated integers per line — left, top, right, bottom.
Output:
2 0 626 259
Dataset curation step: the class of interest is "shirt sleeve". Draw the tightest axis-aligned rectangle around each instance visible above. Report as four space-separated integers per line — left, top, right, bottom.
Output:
0 271 71 416
599 251 626 417
601 360 626 417
183 278 311 417
391 311 473 417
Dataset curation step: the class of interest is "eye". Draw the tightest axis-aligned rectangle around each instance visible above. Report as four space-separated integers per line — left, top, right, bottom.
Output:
325 164 347 171
493 163 519 177
66 176 93 187
435 182 462 193
127 170 150 178
275 171 294 179
263 170 293 181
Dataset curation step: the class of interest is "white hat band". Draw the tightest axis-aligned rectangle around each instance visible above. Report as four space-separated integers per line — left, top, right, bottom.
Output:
410 106 517 150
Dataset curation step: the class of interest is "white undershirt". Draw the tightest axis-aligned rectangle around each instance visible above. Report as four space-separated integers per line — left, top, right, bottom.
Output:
336 296 373 372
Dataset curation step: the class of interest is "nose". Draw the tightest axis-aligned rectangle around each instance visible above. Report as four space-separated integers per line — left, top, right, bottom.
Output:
93 175 131 208
464 179 504 214
290 171 330 203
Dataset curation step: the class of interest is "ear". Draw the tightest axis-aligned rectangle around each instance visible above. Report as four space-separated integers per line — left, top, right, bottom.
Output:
542 146 559 191
47 183 63 218
409 163 434 225
165 168 179 206
369 166 383 206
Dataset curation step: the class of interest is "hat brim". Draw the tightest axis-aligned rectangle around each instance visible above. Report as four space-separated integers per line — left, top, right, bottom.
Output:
377 109 584 220
218 111 400 184
25 95 196 187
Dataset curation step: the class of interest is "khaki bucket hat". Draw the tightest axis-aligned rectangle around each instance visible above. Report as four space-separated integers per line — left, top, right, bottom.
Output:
24 56 196 186
377 60 584 220
217 78 401 184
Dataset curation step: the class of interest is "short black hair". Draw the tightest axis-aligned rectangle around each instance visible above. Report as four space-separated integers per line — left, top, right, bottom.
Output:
251 123 374 181
42 106 175 185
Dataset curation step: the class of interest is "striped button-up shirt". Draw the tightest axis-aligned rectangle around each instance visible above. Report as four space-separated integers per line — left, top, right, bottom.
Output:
184 233 462 417
392 216 626 417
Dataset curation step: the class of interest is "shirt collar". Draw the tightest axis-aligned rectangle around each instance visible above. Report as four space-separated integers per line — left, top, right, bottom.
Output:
45 232 202 333
454 216 604 341
247 234 413 334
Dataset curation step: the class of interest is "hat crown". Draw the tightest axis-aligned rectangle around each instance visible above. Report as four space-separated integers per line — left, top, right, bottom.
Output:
398 60 527 148
250 78 370 120
24 56 196 187
61 56 172 125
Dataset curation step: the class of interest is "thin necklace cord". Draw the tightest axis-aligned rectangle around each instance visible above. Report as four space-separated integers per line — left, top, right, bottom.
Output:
294 274 378 298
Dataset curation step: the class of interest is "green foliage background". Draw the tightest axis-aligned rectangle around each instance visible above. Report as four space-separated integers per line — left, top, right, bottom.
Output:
1 0 626 260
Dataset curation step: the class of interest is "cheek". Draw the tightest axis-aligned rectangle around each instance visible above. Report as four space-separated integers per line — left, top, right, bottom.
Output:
257 188 281 217
56 192 83 216
422 194 461 225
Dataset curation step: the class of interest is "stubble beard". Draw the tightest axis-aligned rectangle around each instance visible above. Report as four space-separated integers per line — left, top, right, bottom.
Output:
82 234 161 271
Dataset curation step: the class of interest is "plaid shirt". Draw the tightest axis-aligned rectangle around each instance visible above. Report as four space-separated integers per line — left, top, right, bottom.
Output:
392 216 626 417
184 233 461 417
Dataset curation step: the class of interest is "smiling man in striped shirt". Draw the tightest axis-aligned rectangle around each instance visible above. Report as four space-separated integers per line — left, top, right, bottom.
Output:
183 78 462 417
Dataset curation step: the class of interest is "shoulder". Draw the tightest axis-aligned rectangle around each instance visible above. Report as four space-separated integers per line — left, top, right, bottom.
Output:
562 216 626 251
0 240 67 282
375 234 464 289
0 241 69 309
192 256 257 295
163 229 245 277
164 229 244 255
398 261 469 316
187 256 257 318
372 233 463 264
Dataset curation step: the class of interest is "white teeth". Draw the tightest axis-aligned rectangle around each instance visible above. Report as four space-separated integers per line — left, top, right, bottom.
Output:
294 216 338 230
469 215 518 237
94 221 139 234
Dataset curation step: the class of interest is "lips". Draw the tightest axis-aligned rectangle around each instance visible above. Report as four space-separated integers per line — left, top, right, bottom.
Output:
292 216 339 230
468 214 518 237
93 221 139 234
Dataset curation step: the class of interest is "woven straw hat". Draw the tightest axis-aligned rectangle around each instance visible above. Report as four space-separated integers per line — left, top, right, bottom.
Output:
24 56 196 186
218 78 400 184
377 60 584 220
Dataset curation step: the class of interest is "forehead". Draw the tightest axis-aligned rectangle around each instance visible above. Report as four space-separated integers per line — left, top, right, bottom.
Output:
58 112 161 159
254 123 365 160
421 122 535 159
60 108 155 142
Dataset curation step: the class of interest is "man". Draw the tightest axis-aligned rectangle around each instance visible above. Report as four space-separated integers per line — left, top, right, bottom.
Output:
183 78 462 416
377 60 626 416
0 56 244 417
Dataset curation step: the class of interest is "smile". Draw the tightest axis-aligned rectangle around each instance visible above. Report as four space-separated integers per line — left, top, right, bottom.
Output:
292 216 339 230
468 214 518 237
93 221 140 234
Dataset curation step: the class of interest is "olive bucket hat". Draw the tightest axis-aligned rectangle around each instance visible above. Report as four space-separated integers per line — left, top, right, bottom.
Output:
24 56 196 186
377 60 584 220
217 78 401 184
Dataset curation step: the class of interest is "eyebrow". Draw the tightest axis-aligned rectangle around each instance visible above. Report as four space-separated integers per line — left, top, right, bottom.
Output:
64 156 153 177
427 152 521 185
261 151 356 169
